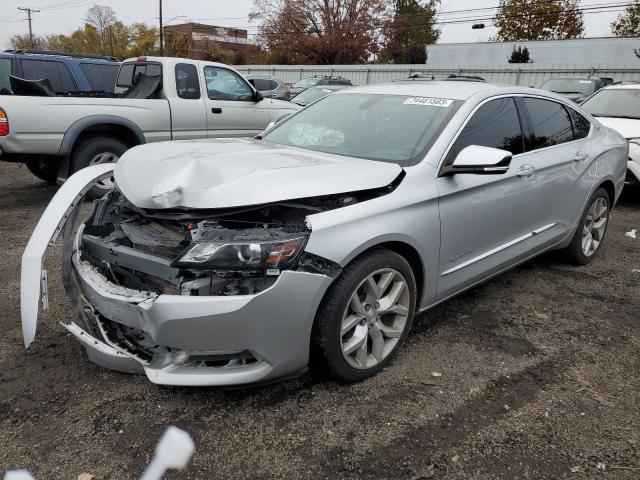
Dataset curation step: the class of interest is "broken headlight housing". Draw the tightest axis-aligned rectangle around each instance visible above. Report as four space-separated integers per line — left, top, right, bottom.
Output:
173 235 309 269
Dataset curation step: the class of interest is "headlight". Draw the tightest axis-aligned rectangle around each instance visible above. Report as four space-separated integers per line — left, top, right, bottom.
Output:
173 236 308 269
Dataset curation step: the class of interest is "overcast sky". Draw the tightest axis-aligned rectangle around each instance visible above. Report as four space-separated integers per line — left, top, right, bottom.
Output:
1 0 628 50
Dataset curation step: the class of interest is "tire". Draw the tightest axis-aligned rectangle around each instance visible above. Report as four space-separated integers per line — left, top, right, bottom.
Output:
25 158 59 184
561 187 610 265
70 137 127 199
311 248 417 382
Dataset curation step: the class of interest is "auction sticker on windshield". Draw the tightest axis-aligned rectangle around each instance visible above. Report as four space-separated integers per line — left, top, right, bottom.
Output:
403 97 454 107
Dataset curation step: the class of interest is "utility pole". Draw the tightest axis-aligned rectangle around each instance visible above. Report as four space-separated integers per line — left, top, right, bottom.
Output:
18 7 40 48
159 0 164 56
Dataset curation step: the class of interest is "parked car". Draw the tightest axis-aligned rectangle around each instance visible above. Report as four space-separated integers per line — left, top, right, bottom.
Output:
539 77 613 104
289 75 352 97
245 74 290 100
21 80 626 386
580 83 640 185
0 56 299 196
291 85 349 106
0 49 120 95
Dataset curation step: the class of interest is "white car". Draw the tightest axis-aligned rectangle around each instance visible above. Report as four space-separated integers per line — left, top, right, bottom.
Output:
581 83 640 185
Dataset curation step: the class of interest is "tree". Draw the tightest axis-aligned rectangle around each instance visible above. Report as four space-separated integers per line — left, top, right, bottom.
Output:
612 1 640 37
10 34 47 50
85 5 117 48
250 0 387 64
380 0 439 64
493 0 584 42
508 45 533 63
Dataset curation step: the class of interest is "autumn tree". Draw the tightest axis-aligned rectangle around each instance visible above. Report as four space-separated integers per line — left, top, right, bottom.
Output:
380 0 439 64
493 0 584 42
250 0 387 64
612 1 640 37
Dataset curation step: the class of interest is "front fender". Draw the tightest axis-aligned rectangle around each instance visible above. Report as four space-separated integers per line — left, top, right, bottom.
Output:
21 164 114 347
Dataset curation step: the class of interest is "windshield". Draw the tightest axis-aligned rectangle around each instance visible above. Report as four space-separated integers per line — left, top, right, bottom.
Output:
293 87 336 105
263 93 461 165
581 88 640 119
293 78 320 88
540 79 596 96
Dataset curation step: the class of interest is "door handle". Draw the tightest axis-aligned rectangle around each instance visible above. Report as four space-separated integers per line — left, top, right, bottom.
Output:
517 164 536 178
211 107 222 114
573 152 589 162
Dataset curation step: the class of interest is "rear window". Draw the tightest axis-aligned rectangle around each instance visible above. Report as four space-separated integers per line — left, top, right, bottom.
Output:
0 58 11 92
117 62 162 88
250 78 272 91
80 63 119 93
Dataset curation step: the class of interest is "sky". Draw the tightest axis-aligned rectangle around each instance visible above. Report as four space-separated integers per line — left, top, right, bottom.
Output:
0 0 630 51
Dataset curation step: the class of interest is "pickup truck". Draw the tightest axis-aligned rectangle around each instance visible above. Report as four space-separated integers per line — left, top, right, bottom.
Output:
0 56 300 196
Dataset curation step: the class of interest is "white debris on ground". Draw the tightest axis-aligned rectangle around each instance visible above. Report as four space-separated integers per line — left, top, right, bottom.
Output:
431 371 442 377
625 229 637 239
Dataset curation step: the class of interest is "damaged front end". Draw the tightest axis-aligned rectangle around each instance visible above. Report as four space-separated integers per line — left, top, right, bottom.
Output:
23 164 402 386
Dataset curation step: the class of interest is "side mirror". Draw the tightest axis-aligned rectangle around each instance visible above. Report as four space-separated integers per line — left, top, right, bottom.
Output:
253 90 264 102
442 145 512 176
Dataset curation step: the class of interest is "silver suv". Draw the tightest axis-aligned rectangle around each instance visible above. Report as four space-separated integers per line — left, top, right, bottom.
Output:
245 74 290 100
22 80 626 387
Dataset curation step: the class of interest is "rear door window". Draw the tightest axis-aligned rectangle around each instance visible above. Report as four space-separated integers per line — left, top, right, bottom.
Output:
20 59 65 92
269 80 279 90
0 58 12 92
175 63 200 99
522 98 574 149
568 108 591 140
446 97 525 164
80 63 119 92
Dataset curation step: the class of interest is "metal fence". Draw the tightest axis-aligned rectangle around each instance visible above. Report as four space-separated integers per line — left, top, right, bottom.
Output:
236 63 640 87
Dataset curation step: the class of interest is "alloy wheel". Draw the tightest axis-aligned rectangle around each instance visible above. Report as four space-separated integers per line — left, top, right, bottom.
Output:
582 197 608 257
340 268 410 370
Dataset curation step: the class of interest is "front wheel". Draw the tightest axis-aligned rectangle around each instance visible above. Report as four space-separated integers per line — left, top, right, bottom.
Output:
311 248 417 382
561 188 610 265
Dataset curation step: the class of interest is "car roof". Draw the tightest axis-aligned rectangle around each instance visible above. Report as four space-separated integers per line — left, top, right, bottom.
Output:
334 80 515 101
602 83 640 90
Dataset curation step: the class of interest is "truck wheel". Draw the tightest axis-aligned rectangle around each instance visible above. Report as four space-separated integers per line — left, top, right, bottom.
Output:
25 159 59 184
71 137 127 199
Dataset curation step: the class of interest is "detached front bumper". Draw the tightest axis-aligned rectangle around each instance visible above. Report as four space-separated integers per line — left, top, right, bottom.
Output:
69 246 333 386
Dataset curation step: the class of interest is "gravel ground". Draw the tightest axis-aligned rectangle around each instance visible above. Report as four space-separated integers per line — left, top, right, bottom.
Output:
0 161 638 480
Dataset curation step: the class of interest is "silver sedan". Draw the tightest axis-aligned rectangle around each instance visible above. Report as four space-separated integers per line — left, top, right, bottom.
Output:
22 80 627 386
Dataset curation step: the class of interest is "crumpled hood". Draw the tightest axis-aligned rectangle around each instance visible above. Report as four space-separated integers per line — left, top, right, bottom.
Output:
594 116 640 139
114 138 403 209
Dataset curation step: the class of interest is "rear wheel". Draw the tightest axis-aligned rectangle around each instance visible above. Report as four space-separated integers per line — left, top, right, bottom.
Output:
70 137 127 199
25 158 58 184
311 248 417 382
561 188 610 265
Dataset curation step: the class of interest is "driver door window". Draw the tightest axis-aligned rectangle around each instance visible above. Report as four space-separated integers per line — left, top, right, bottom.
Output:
201 66 269 137
204 67 253 101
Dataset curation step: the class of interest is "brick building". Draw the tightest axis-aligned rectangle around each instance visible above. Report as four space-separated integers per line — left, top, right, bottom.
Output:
163 23 259 64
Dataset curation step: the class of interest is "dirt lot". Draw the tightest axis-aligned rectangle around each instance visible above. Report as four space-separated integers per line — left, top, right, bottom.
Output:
0 161 638 480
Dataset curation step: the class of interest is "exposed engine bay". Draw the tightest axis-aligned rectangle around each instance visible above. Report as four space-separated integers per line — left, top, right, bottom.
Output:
77 179 401 298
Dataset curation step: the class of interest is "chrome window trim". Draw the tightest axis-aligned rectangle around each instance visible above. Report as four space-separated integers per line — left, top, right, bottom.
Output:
437 93 593 175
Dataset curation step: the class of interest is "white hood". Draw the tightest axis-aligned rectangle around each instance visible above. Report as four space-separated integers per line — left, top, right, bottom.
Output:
594 116 640 139
114 138 403 209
